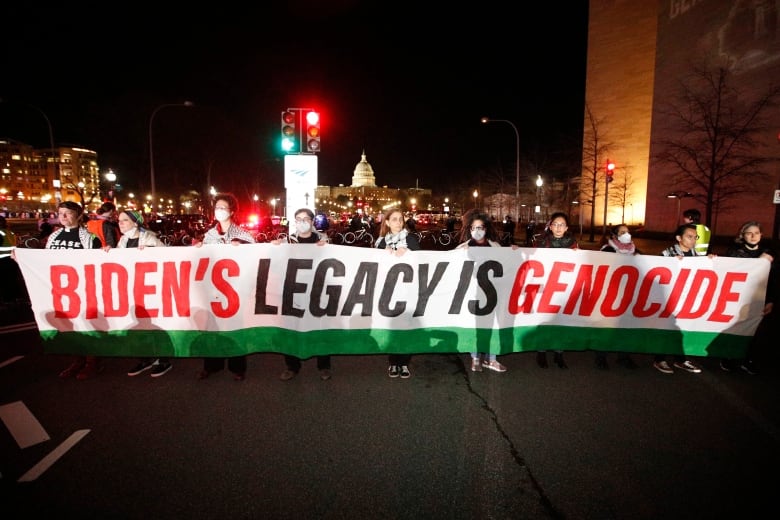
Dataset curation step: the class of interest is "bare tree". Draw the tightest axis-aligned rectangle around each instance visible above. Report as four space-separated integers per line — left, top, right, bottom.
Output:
654 65 780 231
581 103 615 242
609 164 637 224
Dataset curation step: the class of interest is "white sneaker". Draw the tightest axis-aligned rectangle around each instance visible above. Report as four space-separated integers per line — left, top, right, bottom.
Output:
482 360 507 373
653 361 674 374
674 360 702 373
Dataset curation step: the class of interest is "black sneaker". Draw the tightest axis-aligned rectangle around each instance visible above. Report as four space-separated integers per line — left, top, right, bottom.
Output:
739 360 758 376
595 354 608 370
719 359 735 372
399 365 411 379
150 361 172 378
127 360 154 377
536 352 548 369
554 352 568 369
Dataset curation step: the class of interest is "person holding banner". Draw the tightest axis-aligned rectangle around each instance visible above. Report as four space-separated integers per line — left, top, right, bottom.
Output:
535 211 578 369
654 223 705 374
46 201 105 380
115 209 174 378
595 224 639 370
375 207 421 379
719 221 777 375
273 208 332 381
456 209 508 373
195 193 256 381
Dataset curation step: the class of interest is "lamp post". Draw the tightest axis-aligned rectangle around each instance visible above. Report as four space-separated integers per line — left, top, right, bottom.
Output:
666 191 694 226
473 189 478 209
480 117 520 221
149 101 193 204
104 169 117 204
535 175 543 216
1 98 59 202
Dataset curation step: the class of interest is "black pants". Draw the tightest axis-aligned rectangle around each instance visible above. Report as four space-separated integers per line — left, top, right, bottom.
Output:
388 354 411 366
284 355 330 372
203 356 246 375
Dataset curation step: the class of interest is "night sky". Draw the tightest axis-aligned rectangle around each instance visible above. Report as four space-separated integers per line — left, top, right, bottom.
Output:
1 3 590 202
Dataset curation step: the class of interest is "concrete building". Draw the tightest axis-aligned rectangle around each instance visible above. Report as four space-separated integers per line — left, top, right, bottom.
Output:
585 0 780 238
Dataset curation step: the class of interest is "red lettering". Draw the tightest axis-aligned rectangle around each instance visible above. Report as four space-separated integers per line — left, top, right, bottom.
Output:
634 267 670 317
162 261 191 317
50 265 80 318
564 264 608 316
708 271 746 323
660 268 691 318
678 269 718 319
134 262 159 318
538 261 575 313
508 260 544 314
211 259 240 317
102 263 129 317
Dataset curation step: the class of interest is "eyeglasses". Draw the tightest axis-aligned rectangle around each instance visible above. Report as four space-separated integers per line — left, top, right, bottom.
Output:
471 226 485 231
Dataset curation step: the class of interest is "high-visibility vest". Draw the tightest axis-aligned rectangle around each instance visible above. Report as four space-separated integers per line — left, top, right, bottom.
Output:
86 218 118 247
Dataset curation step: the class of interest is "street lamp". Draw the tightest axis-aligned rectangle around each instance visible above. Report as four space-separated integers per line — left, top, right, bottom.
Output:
149 101 193 204
666 191 694 226
480 117 520 221
104 169 117 204
535 175 543 215
473 189 478 209
1 98 59 202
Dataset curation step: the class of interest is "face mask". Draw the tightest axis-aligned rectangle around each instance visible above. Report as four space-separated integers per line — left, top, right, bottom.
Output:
618 233 632 244
214 209 230 222
471 229 486 241
296 221 312 234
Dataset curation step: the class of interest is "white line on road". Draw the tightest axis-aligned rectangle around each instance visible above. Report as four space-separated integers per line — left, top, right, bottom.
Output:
0 401 50 448
17 429 91 482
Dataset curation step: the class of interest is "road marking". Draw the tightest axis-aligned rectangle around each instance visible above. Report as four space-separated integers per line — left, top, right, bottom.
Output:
0 356 24 369
0 322 38 334
18 429 90 482
0 401 49 448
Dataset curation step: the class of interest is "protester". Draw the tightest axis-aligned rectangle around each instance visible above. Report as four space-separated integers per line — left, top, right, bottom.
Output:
595 224 639 369
534 211 578 369
719 221 776 375
273 208 331 381
456 209 507 373
375 207 421 379
682 208 711 256
653 223 705 374
195 193 256 381
86 201 119 248
114 209 173 378
47 202 104 380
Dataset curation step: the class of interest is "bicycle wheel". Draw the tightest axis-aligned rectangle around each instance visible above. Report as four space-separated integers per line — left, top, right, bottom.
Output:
342 231 356 244
24 236 41 249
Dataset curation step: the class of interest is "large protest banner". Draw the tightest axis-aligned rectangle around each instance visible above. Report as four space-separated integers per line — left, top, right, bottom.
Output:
14 244 770 359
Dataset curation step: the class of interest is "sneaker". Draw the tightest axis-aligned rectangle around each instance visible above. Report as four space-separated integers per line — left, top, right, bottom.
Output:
59 359 86 379
719 359 735 372
653 361 674 374
128 360 155 377
536 351 548 369
470 357 483 372
739 360 758 376
76 363 105 381
319 369 332 381
388 365 400 378
595 354 608 370
482 360 507 373
150 361 172 378
553 352 568 369
280 369 298 381
399 365 411 379
673 360 702 373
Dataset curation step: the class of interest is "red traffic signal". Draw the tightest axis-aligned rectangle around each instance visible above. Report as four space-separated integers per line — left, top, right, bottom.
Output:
605 159 615 183
305 110 321 152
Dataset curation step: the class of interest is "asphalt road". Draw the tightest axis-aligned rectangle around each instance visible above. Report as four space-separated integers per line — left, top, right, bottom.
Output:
2 234 779 519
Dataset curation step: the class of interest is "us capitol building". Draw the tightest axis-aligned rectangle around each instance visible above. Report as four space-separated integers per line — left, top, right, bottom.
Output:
314 151 431 217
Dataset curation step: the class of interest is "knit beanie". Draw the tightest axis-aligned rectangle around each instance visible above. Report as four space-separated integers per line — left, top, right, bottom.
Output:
125 210 145 228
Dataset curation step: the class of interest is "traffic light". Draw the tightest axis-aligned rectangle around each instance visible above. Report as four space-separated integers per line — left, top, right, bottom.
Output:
281 110 297 153
605 159 615 183
305 110 321 152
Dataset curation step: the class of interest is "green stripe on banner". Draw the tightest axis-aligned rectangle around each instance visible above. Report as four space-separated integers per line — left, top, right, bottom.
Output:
39 325 749 359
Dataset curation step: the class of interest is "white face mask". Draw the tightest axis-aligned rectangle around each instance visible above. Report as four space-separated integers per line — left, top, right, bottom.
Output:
214 209 230 223
618 232 632 244
471 229 486 241
296 221 312 234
